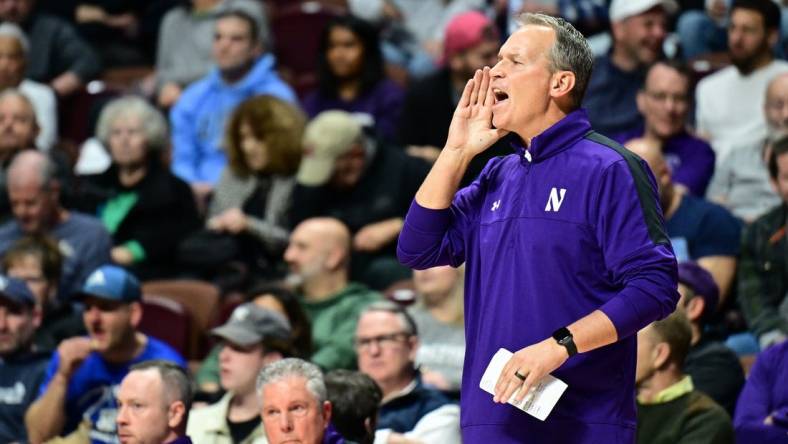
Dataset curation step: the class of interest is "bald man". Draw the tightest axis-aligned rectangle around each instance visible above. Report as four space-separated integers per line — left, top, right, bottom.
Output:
284 217 381 370
0 151 111 300
707 72 788 223
626 139 741 305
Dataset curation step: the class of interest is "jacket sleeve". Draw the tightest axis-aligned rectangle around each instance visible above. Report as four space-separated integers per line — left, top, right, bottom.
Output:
170 97 201 184
50 18 101 81
594 158 679 339
397 157 501 270
734 344 788 444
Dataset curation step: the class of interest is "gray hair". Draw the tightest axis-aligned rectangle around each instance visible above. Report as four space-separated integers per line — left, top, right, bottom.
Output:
0 22 29 53
516 13 594 109
129 360 193 411
256 358 326 404
359 300 418 337
95 96 168 153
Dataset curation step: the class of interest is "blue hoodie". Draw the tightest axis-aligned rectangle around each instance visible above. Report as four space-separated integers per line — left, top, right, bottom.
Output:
397 109 679 443
170 54 296 185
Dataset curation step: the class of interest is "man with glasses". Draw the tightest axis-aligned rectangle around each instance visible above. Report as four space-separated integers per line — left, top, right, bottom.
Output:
355 301 460 444
615 61 716 197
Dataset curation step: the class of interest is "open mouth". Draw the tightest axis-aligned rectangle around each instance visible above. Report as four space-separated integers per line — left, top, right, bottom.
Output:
493 89 509 104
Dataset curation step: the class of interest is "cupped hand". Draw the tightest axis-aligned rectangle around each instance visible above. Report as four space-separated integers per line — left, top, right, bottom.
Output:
444 67 509 159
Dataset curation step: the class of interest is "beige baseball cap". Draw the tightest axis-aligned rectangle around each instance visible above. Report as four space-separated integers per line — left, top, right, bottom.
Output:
297 110 363 186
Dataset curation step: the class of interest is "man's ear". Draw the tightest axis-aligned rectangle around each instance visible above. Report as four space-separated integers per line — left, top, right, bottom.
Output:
550 71 576 101
768 28 779 49
653 342 671 369
322 400 332 425
129 301 143 328
686 297 706 323
636 90 646 114
168 401 186 429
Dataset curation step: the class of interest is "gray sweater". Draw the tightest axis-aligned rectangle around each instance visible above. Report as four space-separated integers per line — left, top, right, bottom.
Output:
208 168 294 255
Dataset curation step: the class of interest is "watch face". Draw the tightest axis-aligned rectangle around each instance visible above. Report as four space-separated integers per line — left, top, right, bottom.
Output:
559 337 571 346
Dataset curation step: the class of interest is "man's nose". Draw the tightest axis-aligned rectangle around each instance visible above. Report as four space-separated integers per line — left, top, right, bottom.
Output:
279 412 294 431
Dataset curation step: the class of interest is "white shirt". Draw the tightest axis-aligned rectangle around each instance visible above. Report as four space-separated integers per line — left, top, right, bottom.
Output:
695 60 788 165
19 79 57 151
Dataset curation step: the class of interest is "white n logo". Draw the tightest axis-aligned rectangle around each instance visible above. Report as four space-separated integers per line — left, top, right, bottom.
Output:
544 188 566 212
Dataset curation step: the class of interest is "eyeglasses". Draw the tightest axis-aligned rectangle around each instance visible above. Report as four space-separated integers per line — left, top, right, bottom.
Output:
644 91 689 104
354 332 411 350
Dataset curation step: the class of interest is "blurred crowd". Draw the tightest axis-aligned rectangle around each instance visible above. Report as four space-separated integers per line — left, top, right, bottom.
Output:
0 0 786 443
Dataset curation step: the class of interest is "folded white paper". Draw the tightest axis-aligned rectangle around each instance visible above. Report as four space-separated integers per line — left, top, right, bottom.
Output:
479 348 568 421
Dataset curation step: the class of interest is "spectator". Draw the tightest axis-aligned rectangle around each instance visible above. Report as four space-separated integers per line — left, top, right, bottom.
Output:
0 275 48 443
635 312 734 444
0 150 111 301
284 217 381 371
733 340 788 443
51 1 180 69
195 284 313 394
706 71 785 222
367 0 485 64
355 301 461 444
0 23 56 150
155 0 269 108
408 265 465 393
505 0 609 37
205 95 305 278
583 0 677 136
79 96 200 280
695 0 788 164
738 135 788 349
0 0 100 96
188 303 292 444
615 61 716 196
676 261 744 415
325 369 381 444
303 15 404 142
170 8 294 195
24 265 186 444
2 235 86 351
398 10 510 187
116 360 193 444
0 89 39 222
626 138 741 304
676 0 730 60
292 111 429 289
257 358 343 444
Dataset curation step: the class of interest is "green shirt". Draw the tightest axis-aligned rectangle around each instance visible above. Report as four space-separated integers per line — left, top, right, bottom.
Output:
637 380 734 444
300 282 381 371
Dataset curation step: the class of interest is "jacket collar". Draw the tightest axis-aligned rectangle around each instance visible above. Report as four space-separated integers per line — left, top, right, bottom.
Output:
208 54 277 90
510 108 593 163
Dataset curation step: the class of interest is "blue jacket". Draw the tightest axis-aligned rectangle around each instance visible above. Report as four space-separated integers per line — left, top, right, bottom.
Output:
170 54 296 185
397 109 679 443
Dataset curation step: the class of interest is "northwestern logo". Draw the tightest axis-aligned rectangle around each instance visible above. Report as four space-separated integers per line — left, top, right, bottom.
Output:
491 200 501 211
544 188 566 212
86 270 106 287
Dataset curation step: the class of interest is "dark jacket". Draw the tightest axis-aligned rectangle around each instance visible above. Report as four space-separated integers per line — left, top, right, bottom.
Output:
0 349 51 443
738 204 788 338
82 160 200 279
22 12 101 82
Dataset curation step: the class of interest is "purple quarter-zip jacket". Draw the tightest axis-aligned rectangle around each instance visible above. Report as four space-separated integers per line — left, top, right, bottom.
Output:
397 109 679 443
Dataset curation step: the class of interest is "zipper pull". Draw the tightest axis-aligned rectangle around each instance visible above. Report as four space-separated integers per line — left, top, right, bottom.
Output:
523 150 532 162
